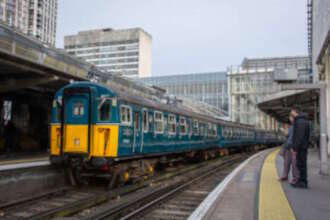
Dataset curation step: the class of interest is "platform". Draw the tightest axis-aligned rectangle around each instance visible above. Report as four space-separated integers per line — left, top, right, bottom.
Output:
0 153 49 171
189 148 330 220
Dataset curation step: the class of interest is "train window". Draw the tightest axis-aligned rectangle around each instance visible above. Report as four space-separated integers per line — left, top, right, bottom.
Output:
120 105 132 126
164 116 168 134
213 124 217 137
189 119 193 136
200 124 204 137
134 112 140 131
168 114 176 135
142 110 148 133
73 102 84 116
207 123 212 137
148 114 153 131
193 120 199 135
154 111 164 134
179 117 187 135
98 100 111 121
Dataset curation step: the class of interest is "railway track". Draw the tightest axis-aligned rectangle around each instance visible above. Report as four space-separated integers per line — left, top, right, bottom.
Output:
131 162 235 220
75 154 246 220
0 153 249 220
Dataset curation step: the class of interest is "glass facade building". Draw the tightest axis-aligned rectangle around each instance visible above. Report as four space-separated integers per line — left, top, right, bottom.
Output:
140 72 229 116
229 56 311 130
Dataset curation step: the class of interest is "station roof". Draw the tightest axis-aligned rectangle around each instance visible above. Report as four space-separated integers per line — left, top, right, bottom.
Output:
258 89 318 123
0 24 90 98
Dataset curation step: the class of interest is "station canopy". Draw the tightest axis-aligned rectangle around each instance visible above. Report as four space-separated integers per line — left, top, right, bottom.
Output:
258 89 318 123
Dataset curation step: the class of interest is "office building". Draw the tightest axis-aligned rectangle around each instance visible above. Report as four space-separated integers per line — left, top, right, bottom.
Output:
64 28 152 78
140 72 229 116
0 0 57 46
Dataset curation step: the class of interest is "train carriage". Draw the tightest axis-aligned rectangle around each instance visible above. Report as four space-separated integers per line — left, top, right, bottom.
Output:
50 82 283 186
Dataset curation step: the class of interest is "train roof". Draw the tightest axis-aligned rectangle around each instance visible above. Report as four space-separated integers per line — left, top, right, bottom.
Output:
56 82 255 129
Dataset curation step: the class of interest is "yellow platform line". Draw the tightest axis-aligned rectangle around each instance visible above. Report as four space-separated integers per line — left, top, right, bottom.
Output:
258 149 295 220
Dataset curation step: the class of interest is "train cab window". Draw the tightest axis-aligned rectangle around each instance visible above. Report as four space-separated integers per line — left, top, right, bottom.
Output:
98 100 111 121
120 105 132 126
142 110 148 133
193 120 199 135
73 102 84 116
154 111 164 134
179 117 187 135
168 114 176 135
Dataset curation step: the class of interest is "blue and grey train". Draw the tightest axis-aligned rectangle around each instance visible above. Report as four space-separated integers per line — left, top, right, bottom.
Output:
50 82 284 185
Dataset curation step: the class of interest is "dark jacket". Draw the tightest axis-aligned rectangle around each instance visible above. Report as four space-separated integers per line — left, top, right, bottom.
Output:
284 124 293 149
292 114 310 151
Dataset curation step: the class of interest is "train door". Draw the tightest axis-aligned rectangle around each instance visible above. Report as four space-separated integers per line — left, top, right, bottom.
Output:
62 88 91 155
141 109 148 153
133 110 142 153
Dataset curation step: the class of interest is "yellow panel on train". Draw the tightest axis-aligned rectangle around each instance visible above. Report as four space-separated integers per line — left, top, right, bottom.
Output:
91 124 119 157
50 124 60 156
64 125 89 154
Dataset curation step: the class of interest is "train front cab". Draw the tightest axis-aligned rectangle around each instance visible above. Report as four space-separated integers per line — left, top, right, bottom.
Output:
50 84 119 167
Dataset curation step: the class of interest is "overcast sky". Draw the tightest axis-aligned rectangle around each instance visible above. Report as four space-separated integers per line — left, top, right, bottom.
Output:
56 0 307 76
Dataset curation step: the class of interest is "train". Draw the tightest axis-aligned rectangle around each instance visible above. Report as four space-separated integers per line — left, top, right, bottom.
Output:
50 81 285 187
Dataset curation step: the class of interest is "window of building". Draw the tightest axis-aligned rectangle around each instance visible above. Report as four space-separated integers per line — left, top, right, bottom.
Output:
98 99 111 121
168 114 176 135
120 105 132 126
193 120 199 135
154 111 164 134
73 102 84 116
142 109 148 133
179 117 187 135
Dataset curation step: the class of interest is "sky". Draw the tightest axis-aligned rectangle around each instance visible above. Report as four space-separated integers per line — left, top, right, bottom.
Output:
56 0 308 76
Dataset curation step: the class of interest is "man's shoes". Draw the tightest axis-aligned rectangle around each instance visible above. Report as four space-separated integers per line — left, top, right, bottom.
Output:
291 181 308 189
278 177 288 181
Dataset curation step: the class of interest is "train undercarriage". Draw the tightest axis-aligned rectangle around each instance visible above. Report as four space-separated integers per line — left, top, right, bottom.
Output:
61 145 268 188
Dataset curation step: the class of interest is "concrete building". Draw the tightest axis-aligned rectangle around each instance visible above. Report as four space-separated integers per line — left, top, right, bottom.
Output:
140 72 229 117
228 56 311 130
312 0 330 155
0 0 57 46
64 28 152 78
310 0 330 83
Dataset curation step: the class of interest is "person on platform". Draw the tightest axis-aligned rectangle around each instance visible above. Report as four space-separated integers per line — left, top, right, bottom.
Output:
290 106 310 188
279 115 299 182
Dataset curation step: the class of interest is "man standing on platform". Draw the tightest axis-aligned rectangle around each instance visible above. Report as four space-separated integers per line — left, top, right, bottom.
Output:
290 106 310 188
